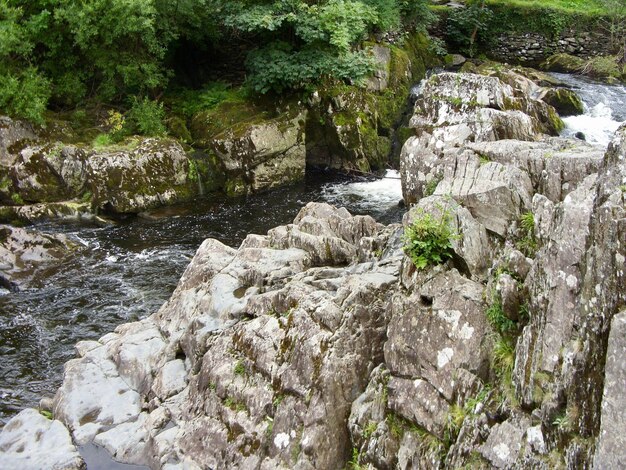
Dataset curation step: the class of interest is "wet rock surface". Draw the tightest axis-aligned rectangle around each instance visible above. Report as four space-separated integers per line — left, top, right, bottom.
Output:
0 409 84 470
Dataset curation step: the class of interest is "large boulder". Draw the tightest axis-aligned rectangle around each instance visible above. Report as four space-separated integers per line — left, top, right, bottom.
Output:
207 109 306 196
400 71 566 205
86 138 194 213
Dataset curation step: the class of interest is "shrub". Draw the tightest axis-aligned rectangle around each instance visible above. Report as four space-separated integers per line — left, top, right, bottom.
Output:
0 68 51 124
126 97 166 137
517 211 538 257
403 210 456 269
446 1 495 57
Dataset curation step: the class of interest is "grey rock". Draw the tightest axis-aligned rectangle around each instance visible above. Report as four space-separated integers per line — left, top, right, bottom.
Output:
388 377 450 437
496 273 522 321
434 152 533 237
366 45 392 92
466 138 604 202
87 138 193 213
480 417 530 468
593 311 626 468
386 269 490 400
0 408 84 470
0 116 37 166
0 224 76 290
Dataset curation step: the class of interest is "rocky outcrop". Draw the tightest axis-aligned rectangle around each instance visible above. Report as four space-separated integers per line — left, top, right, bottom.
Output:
86 138 194 213
0 118 200 215
2 67 624 469
399 70 569 204
205 109 307 196
306 33 440 172
0 224 76 290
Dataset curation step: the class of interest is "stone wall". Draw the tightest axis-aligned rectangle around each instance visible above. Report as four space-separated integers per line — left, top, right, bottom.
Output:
488 29 615 65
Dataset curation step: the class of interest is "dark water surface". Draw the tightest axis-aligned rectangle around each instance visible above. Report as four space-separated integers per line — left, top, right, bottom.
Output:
0 171 404 424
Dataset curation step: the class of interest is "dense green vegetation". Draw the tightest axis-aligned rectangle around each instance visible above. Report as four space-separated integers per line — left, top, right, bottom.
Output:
0 0 433 124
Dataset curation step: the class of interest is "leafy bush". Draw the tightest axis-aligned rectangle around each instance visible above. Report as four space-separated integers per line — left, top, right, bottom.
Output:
126 97 166 137
246 43 374 94
0 68 51 124
446 1 495 57
403 210 456 269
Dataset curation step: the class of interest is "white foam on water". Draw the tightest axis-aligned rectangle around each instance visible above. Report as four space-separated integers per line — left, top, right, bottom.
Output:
321 170 403 213
551 72 626 148
562 102 622 147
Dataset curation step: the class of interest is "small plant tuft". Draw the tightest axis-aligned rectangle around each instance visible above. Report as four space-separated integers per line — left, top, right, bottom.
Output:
403 210 457 270
11 193 24 205
234 360 246 376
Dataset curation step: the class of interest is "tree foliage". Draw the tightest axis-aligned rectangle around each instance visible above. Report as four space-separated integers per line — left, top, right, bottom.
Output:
0 0 433 122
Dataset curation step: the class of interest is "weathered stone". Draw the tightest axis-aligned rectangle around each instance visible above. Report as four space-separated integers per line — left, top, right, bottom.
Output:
209 110 306 194
366 45 392 92
0 224 76 290
479 417 530 468
496 273 523 321
86 138 194 213
0 409 84 470
466 138 604 202
400 71 566 205
52 350 142 444
0 116 37 167
434 153 533 237
540 88 584 116
386 269 491 400
388 377 450 437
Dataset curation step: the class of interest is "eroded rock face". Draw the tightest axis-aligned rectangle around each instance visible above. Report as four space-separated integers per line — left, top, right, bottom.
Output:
208 110 306 196
87 138 194 213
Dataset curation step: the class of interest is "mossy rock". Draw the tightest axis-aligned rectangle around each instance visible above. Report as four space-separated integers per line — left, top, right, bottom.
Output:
190 99 277 148
167 117 193 143
541 88 584 117
188 152 227 194
541 54 585 74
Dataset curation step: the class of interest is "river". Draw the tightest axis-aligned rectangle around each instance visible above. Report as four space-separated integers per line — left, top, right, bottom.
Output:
0 170 403 425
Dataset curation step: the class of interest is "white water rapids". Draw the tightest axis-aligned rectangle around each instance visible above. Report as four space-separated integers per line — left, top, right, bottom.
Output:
552 72 626 147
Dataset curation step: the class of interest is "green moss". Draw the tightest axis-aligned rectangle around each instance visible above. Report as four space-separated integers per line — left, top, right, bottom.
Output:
11 193 24 205
224 176 247 197
167 116 192 143
541 53 586 73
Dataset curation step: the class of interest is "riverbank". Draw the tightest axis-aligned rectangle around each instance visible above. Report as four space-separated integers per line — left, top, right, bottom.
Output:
1 61 624 468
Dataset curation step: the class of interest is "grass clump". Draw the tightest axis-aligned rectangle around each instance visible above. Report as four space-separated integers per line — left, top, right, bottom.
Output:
403 209 457 270
233 360 246 376
516 211 538 257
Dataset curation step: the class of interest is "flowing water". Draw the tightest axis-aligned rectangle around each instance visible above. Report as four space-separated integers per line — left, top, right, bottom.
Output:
551 72 626 147
0 171 403 425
